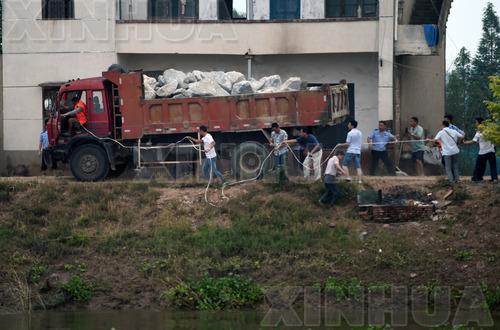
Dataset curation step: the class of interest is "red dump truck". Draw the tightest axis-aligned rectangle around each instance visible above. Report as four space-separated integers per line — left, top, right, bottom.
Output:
46 70 350 181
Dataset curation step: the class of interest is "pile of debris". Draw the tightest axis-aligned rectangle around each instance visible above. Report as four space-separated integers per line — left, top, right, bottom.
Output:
142 69 306 100
357 188 437 223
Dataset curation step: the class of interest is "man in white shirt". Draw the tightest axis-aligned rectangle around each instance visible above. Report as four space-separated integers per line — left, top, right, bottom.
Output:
434 121 464 183
464 117 497 182
338 120 363 184
319 151 347 207
187 126 225 184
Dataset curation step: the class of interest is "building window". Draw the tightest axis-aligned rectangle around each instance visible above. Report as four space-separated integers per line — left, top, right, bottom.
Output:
42 0 74 20
218 0 247 20
325 0 378 18
148 0 198 19
362 0 378 17
270 0 300 20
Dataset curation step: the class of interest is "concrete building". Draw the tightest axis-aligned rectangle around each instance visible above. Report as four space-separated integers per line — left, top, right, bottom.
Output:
1 0 452 174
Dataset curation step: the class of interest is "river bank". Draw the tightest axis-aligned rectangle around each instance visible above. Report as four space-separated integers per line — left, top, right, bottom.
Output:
0 177 499 316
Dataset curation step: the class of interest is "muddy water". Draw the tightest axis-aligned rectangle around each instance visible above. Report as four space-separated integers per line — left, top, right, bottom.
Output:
0 310 499 329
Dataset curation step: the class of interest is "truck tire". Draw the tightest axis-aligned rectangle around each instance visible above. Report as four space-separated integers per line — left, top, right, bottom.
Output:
233 142 271 179
70 145 110 181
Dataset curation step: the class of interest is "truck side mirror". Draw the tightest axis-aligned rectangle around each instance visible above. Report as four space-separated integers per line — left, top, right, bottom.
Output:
43 98 53 111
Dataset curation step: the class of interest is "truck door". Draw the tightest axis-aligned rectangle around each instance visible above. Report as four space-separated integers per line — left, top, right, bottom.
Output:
87 90 110 137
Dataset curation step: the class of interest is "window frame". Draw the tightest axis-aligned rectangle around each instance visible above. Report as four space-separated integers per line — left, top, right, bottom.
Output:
41 0 75 20
325 0 378 18
148 0 199 20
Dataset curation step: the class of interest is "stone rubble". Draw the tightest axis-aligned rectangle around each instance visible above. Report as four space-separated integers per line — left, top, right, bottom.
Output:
142 69 305 99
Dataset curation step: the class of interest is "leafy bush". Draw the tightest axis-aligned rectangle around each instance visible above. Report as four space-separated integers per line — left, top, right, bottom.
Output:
62 276 94 302
164 275 263 310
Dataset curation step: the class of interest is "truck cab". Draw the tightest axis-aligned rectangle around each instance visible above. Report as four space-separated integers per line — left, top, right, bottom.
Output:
46 77 122 181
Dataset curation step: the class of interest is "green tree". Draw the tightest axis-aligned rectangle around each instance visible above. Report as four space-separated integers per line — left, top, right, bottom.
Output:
482 76 500 144
472 2 500 82
446 48 473 133
469 2 500 122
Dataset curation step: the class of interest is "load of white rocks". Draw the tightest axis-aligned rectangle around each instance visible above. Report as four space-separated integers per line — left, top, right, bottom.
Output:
142 69 306 100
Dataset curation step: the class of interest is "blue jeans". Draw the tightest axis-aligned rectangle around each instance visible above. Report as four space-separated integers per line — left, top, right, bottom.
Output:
320 175 339 205
203 157 225 183
443 154 460 183
343 153 361 169
274 153 288 180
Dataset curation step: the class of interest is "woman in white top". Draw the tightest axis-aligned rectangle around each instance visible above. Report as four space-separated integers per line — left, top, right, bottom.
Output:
464 117 498 182
187 126 225 184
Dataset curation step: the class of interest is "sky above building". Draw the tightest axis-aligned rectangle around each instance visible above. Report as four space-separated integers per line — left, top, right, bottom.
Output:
446 0 500 69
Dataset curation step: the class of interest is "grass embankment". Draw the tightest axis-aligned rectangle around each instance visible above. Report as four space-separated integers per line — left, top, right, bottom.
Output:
0 179 499 312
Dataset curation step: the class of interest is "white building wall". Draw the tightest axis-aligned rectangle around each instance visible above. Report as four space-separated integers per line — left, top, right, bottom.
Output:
2 0 117 151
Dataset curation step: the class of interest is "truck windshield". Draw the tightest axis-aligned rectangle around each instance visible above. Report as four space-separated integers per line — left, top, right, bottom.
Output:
60 91 86 111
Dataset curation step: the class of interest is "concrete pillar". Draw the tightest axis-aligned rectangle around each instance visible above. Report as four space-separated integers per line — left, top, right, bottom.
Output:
200 0 218 20
378 0 395 121
301 0 325 19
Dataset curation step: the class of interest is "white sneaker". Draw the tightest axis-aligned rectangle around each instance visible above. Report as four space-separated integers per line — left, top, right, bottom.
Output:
358 180 363 184
346 177 352 182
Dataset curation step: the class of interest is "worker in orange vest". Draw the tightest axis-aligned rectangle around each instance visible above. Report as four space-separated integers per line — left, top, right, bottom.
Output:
61 96 87 135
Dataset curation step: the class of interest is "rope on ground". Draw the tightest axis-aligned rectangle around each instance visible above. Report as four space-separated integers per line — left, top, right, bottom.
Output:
78 125 434 206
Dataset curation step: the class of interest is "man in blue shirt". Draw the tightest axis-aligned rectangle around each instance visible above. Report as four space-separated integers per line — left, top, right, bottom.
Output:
285 127 323 180
269 122 289 182
367 121 396 175
39 119 57 172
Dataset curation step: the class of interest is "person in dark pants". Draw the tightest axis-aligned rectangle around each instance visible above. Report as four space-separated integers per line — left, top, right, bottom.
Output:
39 119 57 172
367 121 397 175
319 151 347 207
464 117 498 183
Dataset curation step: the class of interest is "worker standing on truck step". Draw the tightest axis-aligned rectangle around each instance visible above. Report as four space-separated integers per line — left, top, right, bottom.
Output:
367 121 397 176
61 96 88 136
187 126 226 185
319 150 347 207
269 123 289 182
338 120 363 184
285 127 323 181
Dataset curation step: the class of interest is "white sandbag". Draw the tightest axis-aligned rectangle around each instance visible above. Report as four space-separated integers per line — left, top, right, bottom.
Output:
249 78 265 92
143 74 157 100
192 70 205 81
157 75 166 88
184 72 197 84
163 69 187 86
231 80 254 95
156 80 178 98
262 75 282 89
225 71 245 85
188 78 230 97
280 77 302 91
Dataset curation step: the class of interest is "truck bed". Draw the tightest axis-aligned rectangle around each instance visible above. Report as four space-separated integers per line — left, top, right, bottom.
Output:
103 71 349 141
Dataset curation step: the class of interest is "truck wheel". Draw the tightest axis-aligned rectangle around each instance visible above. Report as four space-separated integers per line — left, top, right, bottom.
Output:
70 145 110 181
233 142 271 179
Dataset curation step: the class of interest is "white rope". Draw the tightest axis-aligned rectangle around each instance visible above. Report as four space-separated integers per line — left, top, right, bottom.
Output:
80 125 202 151
78 125 433 206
